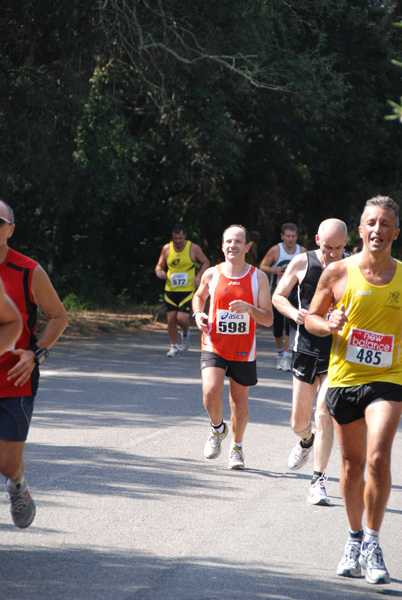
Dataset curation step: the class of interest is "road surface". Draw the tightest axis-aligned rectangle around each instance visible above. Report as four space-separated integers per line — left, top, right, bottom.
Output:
0 326 401 599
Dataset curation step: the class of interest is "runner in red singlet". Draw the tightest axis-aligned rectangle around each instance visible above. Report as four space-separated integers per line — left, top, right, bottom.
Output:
0 200 68 529
192 225 272 470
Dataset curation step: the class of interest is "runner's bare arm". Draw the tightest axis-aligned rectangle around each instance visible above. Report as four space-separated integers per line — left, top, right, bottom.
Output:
272 253 308 324
192 244 210 288
155 244 169 279
8 265 68 387
305 262 348 336
259 245 281 276
192 268 214 332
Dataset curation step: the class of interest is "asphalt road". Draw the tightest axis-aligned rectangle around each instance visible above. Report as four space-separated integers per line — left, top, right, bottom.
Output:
0 326 401 600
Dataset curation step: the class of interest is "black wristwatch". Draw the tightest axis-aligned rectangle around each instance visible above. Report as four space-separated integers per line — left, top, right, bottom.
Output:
30 344 49 366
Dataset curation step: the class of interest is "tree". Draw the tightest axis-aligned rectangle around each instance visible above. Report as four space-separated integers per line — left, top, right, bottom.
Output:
1 1 402 305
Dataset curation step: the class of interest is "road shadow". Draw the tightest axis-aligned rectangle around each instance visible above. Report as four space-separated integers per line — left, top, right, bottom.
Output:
0 547 401 600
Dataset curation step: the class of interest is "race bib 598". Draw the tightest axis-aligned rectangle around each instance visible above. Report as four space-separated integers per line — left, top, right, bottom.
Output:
216 310 250 335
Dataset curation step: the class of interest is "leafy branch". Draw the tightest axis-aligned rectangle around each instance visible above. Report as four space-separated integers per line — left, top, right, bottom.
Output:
386 22 402 123
97 0 291 111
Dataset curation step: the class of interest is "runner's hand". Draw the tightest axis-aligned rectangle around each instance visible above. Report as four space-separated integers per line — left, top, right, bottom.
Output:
195 312 208 332
7 349 36 387
295 308 308 324
229 300 249 314
328 304 348 332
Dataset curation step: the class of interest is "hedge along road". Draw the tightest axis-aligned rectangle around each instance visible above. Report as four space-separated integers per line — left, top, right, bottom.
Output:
0 325 401 600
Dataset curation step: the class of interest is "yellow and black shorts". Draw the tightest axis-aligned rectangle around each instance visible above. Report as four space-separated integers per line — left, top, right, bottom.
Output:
164 290 194 313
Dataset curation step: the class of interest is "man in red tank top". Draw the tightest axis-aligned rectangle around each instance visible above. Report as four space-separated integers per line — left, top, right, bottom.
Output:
0 201 68 529
192 225 273 470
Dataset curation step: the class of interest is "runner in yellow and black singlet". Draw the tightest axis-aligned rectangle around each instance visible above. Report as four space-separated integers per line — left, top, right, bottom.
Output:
155 223 209 357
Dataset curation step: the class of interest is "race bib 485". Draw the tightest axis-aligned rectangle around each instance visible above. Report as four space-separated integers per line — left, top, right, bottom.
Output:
346 328 394 368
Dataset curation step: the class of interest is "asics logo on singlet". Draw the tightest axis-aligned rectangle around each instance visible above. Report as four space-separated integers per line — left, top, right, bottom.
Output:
354 290 371 296
220 312 245 320
228 281 240 285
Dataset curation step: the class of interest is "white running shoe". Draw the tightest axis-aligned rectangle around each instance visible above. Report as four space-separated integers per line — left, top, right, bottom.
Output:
287 434 314 470
282 354 291 371
307 473 331 506
228 446 245 470
276 355 284 370
337 538 362 578
166 345 180 357
204 423 229 459
359 542 390 585
180 331 191 351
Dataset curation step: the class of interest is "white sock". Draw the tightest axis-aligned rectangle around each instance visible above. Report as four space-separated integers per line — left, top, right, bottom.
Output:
211 422 225 434
232 440 243 448
364 528 380 546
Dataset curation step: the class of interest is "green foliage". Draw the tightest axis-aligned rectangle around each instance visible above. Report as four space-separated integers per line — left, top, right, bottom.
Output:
62 293 89 313
1 1 402 305
386 22 402 124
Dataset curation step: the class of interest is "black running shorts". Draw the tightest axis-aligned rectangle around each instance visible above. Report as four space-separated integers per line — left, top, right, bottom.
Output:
0 396 35 441
200 351 257 387
292 351 329 385
326 382 402 425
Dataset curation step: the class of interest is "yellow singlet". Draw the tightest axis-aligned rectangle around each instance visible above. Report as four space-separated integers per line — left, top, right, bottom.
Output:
165 240 196 293
329 255 402 388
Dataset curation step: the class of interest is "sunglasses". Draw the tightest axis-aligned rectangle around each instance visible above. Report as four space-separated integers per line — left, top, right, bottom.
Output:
0 217 13 226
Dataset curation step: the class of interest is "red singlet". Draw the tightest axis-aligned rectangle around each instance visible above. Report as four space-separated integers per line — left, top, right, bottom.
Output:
0 248 39 397
201 264 259 362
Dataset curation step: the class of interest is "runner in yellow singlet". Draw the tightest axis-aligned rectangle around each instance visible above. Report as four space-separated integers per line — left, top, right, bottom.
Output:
305 196 402 586
155 223 209 357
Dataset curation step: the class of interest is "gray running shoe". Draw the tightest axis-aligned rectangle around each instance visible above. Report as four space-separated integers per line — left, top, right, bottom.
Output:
307 473 331 506
337 539 362 578
204 423 228 459
7 478 36 529
228 446 245 470
359 542 390 585
287 434 314 470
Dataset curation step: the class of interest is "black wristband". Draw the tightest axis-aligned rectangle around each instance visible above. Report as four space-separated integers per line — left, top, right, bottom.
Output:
30 344 49 366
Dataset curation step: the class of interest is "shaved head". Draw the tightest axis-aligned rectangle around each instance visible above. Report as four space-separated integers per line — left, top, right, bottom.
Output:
317 218 347 239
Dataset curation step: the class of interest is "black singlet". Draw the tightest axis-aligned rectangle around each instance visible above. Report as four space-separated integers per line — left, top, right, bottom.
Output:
289 250 332 358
